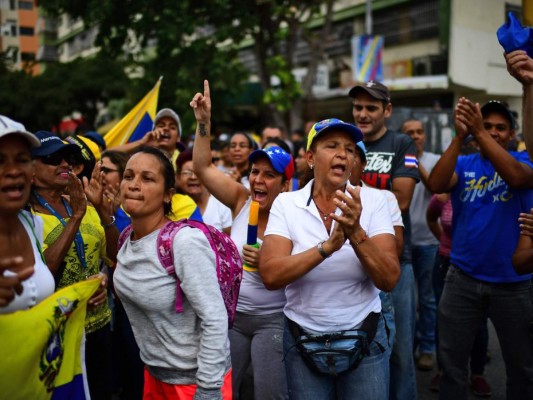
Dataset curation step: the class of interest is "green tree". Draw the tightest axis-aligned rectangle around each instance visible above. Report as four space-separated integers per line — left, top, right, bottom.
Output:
39 0 336 132
0 55 128 131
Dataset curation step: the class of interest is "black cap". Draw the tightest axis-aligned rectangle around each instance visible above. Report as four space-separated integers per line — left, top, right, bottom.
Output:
349 80 391 103
481 101 515 130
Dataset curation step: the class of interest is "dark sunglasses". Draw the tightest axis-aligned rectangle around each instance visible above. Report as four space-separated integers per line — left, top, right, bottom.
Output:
38 152 77 166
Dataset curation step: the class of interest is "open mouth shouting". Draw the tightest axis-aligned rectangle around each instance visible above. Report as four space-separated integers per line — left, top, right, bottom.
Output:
1 182 27 201
331 163 347 176
253 188 267 204
158 132 171 142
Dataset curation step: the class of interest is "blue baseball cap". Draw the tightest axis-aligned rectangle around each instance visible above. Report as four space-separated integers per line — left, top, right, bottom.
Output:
249 146 294 180
31 131 80 158
307 118 364 151
356 141 367 162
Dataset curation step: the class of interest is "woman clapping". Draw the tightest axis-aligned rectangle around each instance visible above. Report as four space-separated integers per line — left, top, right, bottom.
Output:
260 119 400 399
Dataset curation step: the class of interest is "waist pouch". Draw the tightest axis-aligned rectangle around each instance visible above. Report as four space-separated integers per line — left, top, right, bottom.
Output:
288 312 381 376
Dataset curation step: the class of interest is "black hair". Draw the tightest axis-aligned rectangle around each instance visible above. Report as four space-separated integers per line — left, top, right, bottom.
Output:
292 140 306 159
101 150 129 179
262 137 291 154
131 146 175 215
231 132 258 150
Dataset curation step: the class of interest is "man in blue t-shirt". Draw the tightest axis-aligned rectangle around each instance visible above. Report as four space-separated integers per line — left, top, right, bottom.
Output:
428 99 533 399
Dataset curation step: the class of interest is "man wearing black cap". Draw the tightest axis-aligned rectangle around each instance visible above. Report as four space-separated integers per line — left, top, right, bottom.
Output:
428 98 533 399
349 81 420 400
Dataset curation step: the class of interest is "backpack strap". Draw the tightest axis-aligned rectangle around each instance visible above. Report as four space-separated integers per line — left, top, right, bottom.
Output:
118 224 133 251
157 220 189 313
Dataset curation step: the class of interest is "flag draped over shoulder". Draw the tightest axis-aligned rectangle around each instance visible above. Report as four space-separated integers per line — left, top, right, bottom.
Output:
104 78 162 148
0 278 101 400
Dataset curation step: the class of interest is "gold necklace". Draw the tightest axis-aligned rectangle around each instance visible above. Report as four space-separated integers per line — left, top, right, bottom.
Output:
314 200 334 221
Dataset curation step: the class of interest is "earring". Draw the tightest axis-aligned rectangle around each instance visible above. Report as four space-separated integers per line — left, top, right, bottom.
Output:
309 164 314 170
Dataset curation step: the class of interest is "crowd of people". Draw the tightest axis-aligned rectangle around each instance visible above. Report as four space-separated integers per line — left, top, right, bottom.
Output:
1 48 533 400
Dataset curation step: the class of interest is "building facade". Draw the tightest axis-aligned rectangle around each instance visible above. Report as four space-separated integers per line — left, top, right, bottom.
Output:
0 0 39 73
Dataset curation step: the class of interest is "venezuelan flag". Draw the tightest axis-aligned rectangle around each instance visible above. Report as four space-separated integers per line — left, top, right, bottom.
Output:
0 278 101 400
351 35 384 83
104 77 162 148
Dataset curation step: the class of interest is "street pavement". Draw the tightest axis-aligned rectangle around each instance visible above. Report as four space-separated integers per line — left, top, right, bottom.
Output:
416 321 505 400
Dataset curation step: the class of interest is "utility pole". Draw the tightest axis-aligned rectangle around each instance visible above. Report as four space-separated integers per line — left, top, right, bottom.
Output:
365 0 372 35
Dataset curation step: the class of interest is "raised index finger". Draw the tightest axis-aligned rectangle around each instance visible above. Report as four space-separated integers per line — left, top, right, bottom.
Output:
204 80 210 99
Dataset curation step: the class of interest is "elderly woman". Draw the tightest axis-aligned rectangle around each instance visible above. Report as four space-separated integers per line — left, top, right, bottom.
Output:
30 131 117 400
260 119 400 399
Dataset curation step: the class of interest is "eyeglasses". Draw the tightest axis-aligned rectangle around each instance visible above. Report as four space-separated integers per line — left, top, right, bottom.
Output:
101 166 119 175
180 170 196 177
38 153 77 166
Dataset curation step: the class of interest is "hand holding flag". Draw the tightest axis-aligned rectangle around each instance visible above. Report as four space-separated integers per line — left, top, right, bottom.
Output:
243 201 260 272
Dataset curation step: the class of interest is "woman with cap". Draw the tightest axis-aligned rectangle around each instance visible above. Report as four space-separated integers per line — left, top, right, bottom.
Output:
29 130 118 400
260 118 400 399
191 81 292 399
0 116 54 312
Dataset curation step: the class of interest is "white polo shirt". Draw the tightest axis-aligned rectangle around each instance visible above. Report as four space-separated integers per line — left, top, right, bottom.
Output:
265 180 394 332
231 197 286 315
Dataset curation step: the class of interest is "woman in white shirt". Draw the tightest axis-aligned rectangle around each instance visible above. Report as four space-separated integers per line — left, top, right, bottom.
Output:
191 81 292 399
260 119 400 399
0 115 54 313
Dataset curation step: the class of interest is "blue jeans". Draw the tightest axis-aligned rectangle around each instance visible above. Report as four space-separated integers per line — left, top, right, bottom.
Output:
383 262 417 400
439 265 533 400
412 244 438 354
283 315 391 399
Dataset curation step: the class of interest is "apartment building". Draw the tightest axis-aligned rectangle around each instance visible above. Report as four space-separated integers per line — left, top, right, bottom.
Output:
0 0 39 73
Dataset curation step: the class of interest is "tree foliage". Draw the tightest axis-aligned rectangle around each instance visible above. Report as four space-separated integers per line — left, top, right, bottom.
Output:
38 0 336 131
0 55 128 131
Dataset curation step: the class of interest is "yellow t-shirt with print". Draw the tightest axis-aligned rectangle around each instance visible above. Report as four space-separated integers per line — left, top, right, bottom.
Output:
34 205 111 334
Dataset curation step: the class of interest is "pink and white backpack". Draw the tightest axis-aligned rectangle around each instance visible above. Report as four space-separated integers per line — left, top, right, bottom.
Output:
118 220 243 328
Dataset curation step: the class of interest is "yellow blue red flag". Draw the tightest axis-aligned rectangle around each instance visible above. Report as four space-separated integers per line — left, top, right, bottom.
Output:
105 77 162 148
351 35 384 82
0 278 101 400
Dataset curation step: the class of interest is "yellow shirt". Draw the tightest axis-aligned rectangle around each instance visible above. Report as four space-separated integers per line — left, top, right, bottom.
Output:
34 205 111 334
169 193 200 221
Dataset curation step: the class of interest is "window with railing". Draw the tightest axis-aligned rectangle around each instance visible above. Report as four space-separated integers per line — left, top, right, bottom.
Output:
373 0 439 46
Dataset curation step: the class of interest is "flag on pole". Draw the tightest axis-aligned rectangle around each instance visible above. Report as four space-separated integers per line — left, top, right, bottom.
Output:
0 278 101 400
104 77 162 148
351 35 384 82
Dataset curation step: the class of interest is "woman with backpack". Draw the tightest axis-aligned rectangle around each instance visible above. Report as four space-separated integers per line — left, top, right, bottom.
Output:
114 146 232 400
191 81 292 399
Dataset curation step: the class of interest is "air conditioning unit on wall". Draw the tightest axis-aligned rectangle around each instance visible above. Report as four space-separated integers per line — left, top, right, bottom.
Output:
1 25 11 37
